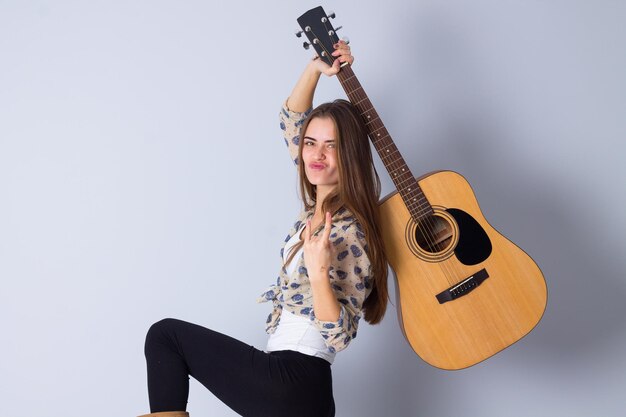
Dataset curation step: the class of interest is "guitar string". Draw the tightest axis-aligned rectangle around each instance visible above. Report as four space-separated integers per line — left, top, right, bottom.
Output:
312 18 460 288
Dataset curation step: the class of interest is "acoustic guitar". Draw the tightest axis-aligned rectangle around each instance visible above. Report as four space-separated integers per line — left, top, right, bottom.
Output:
297 6 547 370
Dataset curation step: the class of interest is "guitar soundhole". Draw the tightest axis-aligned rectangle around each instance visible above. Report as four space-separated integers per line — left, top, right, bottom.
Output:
405 206 459 262
415 215 454 254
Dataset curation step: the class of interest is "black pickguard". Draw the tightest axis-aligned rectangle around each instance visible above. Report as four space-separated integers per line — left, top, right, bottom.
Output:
447 208 492 265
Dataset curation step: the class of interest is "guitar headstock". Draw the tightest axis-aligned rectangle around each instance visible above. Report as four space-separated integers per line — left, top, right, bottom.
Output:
296 6 345 66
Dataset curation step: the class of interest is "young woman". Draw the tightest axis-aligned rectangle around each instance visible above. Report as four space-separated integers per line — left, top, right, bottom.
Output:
139 41 388 417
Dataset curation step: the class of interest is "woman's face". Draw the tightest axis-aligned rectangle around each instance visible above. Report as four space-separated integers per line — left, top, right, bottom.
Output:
302 117 339 189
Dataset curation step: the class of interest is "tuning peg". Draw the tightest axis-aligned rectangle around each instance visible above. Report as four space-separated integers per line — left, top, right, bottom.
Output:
303 41 310 50
328 26 342 36
327 11 336 19
295 29 303 38
335 26 343 32
341 36 350 45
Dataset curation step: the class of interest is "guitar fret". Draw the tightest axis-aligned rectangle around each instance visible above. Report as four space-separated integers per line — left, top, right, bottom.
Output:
407 197 430 209
394 176 418 190
382 154 404 167
408 207 430 219
407 196 429 205
354 96 370 106
387 166 411 178
407 204 429 216
346 84 364 94
393 171 413 181
384 160 410 175
382 152 405 166
392 177 417 191
387 163 410 176
342 74 356 83
348 89 366 102
407 198 429 207
370 125 386 135
411 203 431 213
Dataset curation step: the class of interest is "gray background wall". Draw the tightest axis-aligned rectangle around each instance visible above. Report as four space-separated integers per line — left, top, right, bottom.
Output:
1 1 624 416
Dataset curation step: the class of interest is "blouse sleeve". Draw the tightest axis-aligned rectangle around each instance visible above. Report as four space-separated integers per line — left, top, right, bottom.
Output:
279 100 312 166
312 222 372 353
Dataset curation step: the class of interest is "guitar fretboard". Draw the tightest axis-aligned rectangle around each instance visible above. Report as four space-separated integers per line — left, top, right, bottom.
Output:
337 65 433 221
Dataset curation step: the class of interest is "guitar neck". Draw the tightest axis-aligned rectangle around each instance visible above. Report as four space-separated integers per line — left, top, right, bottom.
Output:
337 65 433 221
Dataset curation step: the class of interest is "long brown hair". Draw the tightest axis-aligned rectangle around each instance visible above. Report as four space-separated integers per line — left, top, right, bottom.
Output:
287 99 388 324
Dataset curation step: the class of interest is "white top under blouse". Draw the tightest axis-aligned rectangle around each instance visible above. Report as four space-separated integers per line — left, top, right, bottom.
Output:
265 222 336 364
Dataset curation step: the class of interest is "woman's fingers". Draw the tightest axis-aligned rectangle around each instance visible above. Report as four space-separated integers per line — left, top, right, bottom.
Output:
331 42 354 65
334 39 350 48
333 41 350 52
331 46 350 56
322 212 332 241
336 55 354 65
302 214 333 275
305 213 333 242
310 39 353 76
305 220 311 241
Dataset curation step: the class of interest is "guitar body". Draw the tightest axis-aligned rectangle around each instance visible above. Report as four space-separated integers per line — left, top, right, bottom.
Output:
379 170 547 370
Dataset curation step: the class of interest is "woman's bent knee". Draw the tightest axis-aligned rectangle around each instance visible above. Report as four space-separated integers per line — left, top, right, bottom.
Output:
144 318 181 355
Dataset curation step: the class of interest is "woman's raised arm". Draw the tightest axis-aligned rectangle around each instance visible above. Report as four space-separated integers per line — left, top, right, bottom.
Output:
286 41 354 112
280 41 354 166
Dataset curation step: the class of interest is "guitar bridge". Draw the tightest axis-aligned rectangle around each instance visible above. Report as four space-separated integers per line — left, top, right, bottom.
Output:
436 269 489 304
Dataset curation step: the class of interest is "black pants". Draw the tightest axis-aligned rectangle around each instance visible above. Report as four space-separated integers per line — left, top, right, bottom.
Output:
144 318 335 417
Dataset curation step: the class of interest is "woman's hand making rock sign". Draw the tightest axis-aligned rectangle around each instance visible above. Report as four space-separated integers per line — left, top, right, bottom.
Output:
303 211 341 322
